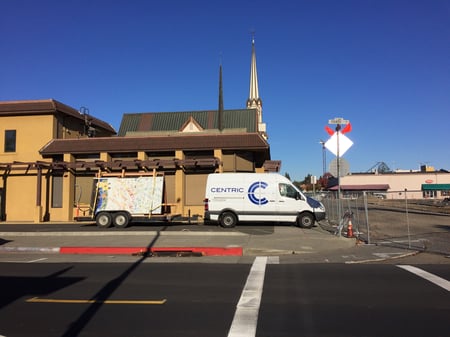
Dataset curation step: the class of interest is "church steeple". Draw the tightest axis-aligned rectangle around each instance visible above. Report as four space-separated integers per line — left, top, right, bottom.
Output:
247 37 260 108
246 36 266 137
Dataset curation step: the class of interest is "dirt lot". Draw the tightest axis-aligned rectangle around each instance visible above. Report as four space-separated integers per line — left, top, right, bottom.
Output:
323 198 450 255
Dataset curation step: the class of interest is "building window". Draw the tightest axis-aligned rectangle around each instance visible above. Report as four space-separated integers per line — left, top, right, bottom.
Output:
423 190 437 198
4 130 16 152
52 173 63 208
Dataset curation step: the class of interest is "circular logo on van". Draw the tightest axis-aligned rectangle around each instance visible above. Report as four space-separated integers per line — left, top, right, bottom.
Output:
248 181 269 205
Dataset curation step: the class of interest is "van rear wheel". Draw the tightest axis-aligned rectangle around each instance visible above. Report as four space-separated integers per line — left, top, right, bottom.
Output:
220 212 237 228
297 213 315 229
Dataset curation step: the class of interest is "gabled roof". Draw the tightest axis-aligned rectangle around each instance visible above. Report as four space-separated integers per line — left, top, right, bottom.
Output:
40 132 270 157
118 109 258 136
179 116 204 132
0 99 116 134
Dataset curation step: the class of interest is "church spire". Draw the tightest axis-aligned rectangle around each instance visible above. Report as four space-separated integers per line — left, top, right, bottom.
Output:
247 36 260 107
246 35 266 137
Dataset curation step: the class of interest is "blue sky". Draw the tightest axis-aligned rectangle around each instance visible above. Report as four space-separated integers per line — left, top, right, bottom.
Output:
1 0 449 181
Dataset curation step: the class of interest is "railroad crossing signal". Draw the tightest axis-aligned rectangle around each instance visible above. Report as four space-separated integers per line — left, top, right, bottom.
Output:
325 132 353 157
325 117 352 234
324 117 353 157
328 117 350 125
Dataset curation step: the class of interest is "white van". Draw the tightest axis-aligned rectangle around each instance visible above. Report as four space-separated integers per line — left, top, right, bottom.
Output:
203 173 326 228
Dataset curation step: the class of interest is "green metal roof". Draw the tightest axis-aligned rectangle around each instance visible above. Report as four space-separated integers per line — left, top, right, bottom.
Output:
118 109 257 136
422 184 450 191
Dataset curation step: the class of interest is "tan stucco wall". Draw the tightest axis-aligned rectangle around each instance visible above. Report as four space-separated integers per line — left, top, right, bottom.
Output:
0 115 55 221
3 176 36 220
0 115 54 162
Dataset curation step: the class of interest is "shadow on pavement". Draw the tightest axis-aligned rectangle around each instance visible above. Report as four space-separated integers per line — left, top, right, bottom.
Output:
60 226 167 337
0 266 81 310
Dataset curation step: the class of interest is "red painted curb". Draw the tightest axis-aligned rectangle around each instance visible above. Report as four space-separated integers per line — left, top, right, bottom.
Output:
59 246 243 256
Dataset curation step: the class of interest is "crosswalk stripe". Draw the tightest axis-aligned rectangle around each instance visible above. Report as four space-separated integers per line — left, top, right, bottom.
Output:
397 265 450 291
228 256 267 337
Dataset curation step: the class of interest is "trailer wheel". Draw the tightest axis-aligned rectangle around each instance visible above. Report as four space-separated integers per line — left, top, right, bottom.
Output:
96 212 112 228
220 211 237 228
297 213 315 229
113 212 130 228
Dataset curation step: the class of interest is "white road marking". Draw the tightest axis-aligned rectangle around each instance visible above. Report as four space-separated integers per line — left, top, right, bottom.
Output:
228 256 267 337
2 258 49 263
27 258 48 263
373 253 408 259
378 239 424 244
397 265 450 291
267 256 279 264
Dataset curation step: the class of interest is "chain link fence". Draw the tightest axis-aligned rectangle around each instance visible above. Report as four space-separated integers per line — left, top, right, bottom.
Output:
314 190 450 255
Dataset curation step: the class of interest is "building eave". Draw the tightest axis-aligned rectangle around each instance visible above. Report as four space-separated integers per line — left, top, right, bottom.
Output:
0 99 116 135
39 133 270 156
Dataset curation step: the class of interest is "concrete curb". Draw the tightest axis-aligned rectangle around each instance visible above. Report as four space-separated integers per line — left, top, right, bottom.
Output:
344 251 419 264
0 246 60 253
60 246 243 256
0 245 243 256
0 231 248 237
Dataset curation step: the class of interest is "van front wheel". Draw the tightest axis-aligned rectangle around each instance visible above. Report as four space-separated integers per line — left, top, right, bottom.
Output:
297 213 315 229
220 212 237 228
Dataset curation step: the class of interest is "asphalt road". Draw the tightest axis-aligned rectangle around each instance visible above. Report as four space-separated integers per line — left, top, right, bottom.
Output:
0 261 449 337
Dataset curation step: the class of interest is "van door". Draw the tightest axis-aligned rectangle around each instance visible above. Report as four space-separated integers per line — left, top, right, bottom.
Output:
242 179 278 222
276 182 305 222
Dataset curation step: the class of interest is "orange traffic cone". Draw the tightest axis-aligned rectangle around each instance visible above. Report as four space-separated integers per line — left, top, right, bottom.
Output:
347 219 354 238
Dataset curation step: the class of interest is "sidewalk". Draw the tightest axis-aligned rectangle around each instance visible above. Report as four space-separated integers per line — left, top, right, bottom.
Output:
0 222 421 263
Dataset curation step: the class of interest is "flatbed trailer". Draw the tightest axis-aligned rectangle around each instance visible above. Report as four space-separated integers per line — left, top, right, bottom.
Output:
79 172 178 228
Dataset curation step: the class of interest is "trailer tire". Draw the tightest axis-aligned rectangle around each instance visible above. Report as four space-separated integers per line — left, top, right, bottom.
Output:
220 211 237 228
113 212 130 228
96 212 112 228
297 213 315 229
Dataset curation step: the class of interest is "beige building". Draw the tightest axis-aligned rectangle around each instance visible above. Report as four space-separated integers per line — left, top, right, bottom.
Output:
337 170 450 199
0 39 279 223
0 99 116 222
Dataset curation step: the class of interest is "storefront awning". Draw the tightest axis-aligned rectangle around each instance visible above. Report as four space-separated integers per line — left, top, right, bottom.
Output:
421 184 450 191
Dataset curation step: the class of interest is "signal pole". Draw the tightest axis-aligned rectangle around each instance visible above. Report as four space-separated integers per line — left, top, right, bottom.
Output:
328 117 350 226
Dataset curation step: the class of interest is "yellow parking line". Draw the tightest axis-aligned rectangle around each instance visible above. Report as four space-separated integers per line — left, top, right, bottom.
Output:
27 297 166 305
